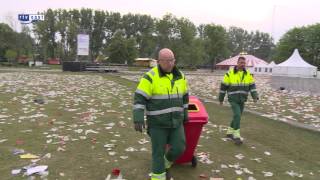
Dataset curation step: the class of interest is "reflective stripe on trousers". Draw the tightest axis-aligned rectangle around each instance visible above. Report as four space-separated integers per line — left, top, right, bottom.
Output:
146 107 184 115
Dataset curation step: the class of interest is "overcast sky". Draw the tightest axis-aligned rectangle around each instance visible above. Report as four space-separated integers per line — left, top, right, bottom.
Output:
1 0 319 42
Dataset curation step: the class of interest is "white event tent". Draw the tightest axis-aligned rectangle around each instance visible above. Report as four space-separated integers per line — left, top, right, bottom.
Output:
272 49 317 77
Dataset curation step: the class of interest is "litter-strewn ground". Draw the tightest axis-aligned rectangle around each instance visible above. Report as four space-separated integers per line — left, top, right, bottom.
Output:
0 71 319 180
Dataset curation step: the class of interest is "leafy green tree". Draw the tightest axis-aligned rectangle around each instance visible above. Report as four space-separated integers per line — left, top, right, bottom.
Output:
107 31 128 64
247 31 274 60
303 24 320 68
173 17 199 67
156 14 177 49
56 9 68 60
91 10 106 59
273 27 306 63
126 37 139 65
227 26 250 56
204 24 229 68
5 49 17 63
66 9 80 60
46 9 57 58
105 12 122 44
0 23 33 61
0 23 16 59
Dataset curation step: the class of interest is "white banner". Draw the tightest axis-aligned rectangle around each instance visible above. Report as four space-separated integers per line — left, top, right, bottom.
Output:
77 34 89 56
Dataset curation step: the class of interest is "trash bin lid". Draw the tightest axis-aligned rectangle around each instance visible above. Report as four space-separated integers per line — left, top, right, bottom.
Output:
188 96 208 123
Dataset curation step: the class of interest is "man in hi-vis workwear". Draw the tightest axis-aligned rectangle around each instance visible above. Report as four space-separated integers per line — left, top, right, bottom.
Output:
133 48 189 180
219 56 258 145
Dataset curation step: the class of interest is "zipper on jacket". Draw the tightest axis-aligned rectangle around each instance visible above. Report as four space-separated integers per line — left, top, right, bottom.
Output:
177 87 182 107
167 88 173 127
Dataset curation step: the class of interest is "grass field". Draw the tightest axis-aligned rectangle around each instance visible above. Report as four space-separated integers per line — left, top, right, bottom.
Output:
0 71 319 180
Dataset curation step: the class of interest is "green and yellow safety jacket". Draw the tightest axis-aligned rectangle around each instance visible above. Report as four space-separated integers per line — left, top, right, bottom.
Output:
219 67 258 103
133 65 189 128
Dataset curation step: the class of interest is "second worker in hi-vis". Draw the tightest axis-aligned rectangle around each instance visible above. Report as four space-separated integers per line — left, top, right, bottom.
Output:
219 56 259 145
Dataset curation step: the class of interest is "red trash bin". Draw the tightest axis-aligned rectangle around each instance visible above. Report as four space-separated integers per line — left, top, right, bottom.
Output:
175 96 209 167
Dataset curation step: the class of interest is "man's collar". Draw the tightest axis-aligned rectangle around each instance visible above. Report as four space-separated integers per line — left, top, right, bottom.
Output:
158 65 181 78
234 66 247 74
158 65 167 77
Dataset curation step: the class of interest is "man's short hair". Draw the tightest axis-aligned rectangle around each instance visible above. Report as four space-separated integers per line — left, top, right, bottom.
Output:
238 56 246 61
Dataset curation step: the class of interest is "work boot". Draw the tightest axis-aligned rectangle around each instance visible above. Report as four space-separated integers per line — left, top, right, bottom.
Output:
233 138 243 145
226 134 234 140
233 129 243 145
164 156 173 180
164 155 173 169
165 169 172 180
226 127 234 140
150 172 166 180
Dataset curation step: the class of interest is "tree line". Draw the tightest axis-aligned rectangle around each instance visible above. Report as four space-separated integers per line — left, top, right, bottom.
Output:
273 24 320 68
0 23 33 63
0 8 319 69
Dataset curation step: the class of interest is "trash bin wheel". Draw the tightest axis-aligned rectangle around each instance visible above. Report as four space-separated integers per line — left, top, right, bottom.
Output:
191 155 197 167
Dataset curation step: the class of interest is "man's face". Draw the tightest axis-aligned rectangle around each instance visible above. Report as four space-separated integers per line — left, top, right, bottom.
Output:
237 59 246 70
158 57 175 73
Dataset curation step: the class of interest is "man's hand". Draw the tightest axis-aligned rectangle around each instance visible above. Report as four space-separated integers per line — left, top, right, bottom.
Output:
183 118 188 124
134 122 145 133
219 101 223 105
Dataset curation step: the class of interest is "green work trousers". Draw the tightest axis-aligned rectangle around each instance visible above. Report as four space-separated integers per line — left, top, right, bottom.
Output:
149 125 186 174
229 101 245 130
